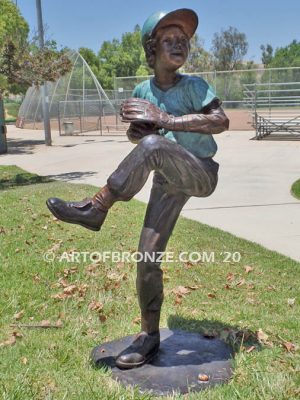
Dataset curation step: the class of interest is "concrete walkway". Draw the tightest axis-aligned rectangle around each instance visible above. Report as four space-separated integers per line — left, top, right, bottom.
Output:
1 126 300 262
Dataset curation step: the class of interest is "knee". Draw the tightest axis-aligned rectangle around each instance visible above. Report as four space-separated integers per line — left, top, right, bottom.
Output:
139 134 165 153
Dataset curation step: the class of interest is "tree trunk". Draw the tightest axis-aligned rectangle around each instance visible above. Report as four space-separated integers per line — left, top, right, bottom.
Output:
0 93 8 154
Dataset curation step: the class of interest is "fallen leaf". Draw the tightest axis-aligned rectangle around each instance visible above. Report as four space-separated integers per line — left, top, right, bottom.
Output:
12 331 23 338
0 336 16 347
52 293 68 301
226 272 235 282
236 278 246 287
174 296 183 305
55 319 63 327
78 284 89 297
48 241 62 253
107 272 127 282
132 316 141 325
172 286 191 297
257 328 269 344
99 314 107 322
33 274 41 282
244 265 254 274
183 261 194 269
246 345 256 353
63 285 78 295
207 293 216 298
88 301 104 312
14 310 24 320
198 374 209 382
63 266 78 277
287 298 296 307
282 341 296 352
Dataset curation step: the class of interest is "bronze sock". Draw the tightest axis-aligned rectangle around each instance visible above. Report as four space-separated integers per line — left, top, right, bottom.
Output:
92 185 117 212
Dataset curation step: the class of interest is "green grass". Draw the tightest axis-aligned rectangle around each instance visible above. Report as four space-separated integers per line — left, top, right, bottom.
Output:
4 101 20 121
0 165 299 400
291 179 300 200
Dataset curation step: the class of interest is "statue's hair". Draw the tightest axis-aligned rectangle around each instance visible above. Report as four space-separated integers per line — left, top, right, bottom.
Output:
144 38 157 68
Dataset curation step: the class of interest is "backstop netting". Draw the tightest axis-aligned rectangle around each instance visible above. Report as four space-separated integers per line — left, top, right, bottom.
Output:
17 51 127 135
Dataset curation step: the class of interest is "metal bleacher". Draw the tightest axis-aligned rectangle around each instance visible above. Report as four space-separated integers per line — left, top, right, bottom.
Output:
244 82 300 140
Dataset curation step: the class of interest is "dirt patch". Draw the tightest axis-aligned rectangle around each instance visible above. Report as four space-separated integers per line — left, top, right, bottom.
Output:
17 110 254 134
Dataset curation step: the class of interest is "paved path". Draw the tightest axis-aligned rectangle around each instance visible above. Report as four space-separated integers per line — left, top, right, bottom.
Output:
1 126 300 262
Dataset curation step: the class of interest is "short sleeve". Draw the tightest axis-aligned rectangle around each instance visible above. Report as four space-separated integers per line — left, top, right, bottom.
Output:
132 85 140 98
188 77 217 112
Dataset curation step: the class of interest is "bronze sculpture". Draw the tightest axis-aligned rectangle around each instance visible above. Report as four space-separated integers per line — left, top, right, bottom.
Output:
47 8 229 370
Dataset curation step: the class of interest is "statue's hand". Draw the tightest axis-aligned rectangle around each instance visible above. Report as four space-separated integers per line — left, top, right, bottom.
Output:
126 122 159 144
121 98 172 127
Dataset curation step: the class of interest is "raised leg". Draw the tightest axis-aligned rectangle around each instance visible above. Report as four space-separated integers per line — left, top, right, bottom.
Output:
46 134 218 231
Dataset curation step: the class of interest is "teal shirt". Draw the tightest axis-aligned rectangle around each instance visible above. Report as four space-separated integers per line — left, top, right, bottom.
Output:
132 75 218 159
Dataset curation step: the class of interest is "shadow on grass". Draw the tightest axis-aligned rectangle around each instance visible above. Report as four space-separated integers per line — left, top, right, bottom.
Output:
0 166 98 189
0 172 52 190
167 314 261 354
46 171 98 181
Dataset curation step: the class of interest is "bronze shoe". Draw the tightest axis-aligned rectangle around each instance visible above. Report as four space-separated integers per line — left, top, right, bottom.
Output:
46 197 107 231
115 331 160 369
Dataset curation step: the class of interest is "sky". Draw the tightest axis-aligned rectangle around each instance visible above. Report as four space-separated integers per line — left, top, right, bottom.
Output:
16 0 300 64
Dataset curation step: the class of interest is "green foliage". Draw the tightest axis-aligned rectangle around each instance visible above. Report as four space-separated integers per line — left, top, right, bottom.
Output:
182 34 213 73
260 44 273 67
3 100 20 120
291 179 300 200
97 25 151 89
0 1 72 97
0 0 29 94
0 0 29 48
0 40 72 89
267 40 300 68
211 26 248 71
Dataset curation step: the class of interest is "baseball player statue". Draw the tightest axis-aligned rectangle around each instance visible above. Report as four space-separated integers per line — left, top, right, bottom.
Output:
47 8 229 369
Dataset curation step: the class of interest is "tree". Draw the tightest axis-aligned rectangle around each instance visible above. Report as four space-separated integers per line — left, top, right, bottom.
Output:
182 34 212 73
267 40 300 68
78 47 100 76
0 0 72 151
97 25 150 89
261 40 300 85
260 44 273 67
0 1 71 95
0 0 29 94
211 26 248 71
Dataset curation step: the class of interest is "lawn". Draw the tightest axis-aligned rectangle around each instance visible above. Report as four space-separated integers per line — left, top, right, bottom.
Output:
4 101 21 121
0 165 299 400
291 179 300 200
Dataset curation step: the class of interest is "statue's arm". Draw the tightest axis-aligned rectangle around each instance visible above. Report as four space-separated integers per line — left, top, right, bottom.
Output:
121 97 229 135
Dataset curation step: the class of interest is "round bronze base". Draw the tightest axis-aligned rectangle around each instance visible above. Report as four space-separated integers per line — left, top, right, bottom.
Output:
91 328 234 396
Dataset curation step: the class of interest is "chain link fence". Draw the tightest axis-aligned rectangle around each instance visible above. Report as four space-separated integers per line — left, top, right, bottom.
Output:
114 67 300 130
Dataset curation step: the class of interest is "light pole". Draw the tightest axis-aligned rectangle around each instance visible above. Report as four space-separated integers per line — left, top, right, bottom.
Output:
36 0 52 146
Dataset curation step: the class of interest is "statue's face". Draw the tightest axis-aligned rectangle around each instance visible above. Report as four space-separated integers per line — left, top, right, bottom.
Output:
154 26 189 70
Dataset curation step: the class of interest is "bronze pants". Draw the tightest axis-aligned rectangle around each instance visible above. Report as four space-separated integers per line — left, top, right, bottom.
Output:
107 135 219 313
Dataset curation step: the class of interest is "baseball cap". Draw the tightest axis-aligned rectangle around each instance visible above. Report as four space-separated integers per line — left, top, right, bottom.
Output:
141 8 198 48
